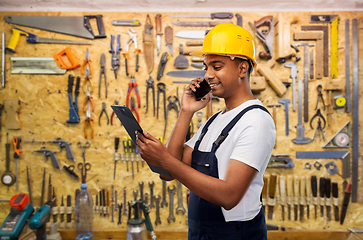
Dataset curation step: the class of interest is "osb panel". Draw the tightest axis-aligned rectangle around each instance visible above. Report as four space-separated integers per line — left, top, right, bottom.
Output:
0 11 363 236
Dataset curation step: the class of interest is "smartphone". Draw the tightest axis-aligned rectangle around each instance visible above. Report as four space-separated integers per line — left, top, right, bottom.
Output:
192 79 211 101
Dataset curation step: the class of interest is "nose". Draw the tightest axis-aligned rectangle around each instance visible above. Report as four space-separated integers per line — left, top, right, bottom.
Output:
204 67 214 82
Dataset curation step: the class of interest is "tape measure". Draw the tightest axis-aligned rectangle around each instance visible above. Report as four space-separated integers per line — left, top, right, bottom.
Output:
334 95 346 108
333 132 350 147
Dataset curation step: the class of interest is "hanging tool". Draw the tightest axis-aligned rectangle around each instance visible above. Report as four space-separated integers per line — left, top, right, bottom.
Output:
344 20 351 113
63 165 79 180
143 15 154 74
146 76 155 116
130 97 140 123
306 176 312 219
310 109 326 141
311 175 318 219
26 166 33 206
172 21 232 27
109 34 121 79
267 155 294 168
99 102 109 126
284 62 297 111
41 168 46 206
127 200 157 240
174 44 189 69
310 15 338 78
165 26 173 56
2 32 5 88
126 76 141 108
293 176 299 221
310 50 314 79
315 85 326 110
4 15 106 39
164 95 180 138
6 27 92 53
278 99 290 136
48 174 52 203
333 95 346 109
110 100 119 125
170 12 233 19
325 79 344 126
157 82 166 120
84 101 94 139
77 142 91 183
124 29 141 75
175 30 209 39
236 13 243 27
1 134 16 187
113 137 121 180
34 146 61 171
112 20 140 26
99 53 107 98
83 86 95 113
123 137 129 172
274 13 297 63
166 70 205 78
256 61 287 97
312 118 325 142
319 177 326 218
81 48 92 76
267 174 277 220
323 121 351 148
292 78 313 144
299 176 306 221
325 178 332 221
67 75 81 123
155 14 162 56
82 64 94 94
12 136 21 191
4 99 21 130
251 16 274 59
340 183 351 224
157 52 170 81
280 176 286 221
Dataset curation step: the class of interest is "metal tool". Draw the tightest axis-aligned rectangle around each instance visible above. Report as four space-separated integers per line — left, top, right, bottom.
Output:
155 14 162 56
284 63 297 111
267 155 294 168
139 182 144 201
172 21 232 27
164 95 180 138
1 134 16 187
157 52 170 81
41 168 46 206
146 76 155 116
170 12 233 19
98 53 107 98
2 32 5 88
124 29 141 75
311 175 318 219
167 185 176 223
63 165 79 180
323 121 351 148
66 75 80 123
77 142 91 183
4 15 106 39
154 195 161 225
34 147 61 171
157 83 166 120
315 85 326 110
6 27 92 53
123 189 128 216
286 175 293 220
110 100 119 126
126 76 141 108
325 178 331 221
112 20 140 26
278 99 290 136
26 166 33 205
84 100 94 139
300 176 306 221
165 26 173 56
161 180 168 208
98 102 109 126
10 57 67 75
12 136 21 191
143 15 154 74
113 137 121 180
148 181 155 208
176 180 186 215
319 177 326 218
175 30 209 39
130 97 140 123
292 78 313 144
109 34 121 79
340 183 351 224
166 70 205 78
345 19 352 113
82 63 94 94
293 176 299 221
325 161 339 175
174 44 189 69
251 16 274 59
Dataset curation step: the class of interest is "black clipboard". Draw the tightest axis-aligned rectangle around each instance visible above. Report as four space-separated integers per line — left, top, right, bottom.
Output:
111 105 171 177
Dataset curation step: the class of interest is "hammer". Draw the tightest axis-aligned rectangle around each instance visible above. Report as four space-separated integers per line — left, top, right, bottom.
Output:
267 104 281 148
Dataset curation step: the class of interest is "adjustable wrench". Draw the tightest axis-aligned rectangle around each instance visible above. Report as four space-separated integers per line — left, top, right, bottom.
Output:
167 185 176 223
161 180 168 207
176 180 186 215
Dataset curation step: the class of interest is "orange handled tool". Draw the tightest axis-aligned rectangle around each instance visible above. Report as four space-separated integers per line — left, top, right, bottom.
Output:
53 47 80 70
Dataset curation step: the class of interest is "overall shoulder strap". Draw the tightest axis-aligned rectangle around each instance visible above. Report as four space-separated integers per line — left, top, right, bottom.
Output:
194 111 221 149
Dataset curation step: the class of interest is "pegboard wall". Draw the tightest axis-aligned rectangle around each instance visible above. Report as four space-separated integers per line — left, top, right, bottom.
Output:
0 11 363 234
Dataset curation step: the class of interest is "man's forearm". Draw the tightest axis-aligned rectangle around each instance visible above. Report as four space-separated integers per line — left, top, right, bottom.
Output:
166 110 194 160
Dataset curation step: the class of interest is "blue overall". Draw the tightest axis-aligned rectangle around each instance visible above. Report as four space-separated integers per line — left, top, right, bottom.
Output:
188 105 270 240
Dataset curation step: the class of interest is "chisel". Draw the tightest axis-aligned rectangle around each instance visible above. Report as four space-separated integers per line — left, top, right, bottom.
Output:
319 177 326 217
332 182 339 222
60 195 64 223
294 176 299 221
279 176 286 221
67 195 72 224
299 176 306 221
311 175 318 219
286 175 293 220
325 178 331 221
340 183 351 225
267 174 277 220
306 175 312 219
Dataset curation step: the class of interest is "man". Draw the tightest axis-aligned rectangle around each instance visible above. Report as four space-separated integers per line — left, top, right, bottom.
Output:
136 23 276 239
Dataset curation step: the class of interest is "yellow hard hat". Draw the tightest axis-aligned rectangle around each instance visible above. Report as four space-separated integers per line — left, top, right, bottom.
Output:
191 23 257 68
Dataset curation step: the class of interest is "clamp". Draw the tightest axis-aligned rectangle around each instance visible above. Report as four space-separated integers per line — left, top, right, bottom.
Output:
315 84 326 110
130 97 140 123
110 99 119 125
109 34 121 79
156 82 166 119
81 47 92 76
99 102 109 126
82 64 93 94
145 76 155 116
84 102 94 139
126 76 140 108
164 95 180 138
99 53 107 99
83 86 95 113
123 29 141 76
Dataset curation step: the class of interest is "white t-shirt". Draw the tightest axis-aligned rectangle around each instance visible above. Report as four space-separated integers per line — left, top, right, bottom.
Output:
185 99 276 222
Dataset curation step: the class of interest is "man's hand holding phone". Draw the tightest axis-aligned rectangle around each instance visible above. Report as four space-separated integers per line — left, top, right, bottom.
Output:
182 78 211 113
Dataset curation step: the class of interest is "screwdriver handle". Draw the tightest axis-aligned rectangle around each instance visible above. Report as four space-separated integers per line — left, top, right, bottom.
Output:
300 176 306 198
306 175 312 198
311 175 317 197
109 35 115 53
155 14 162 35
269 174 277 198
13 136 21 159
325 178 331 198
115 137 120 153
280 175 286 199
286 175 293 198
210 12 233 19
319 177 326 198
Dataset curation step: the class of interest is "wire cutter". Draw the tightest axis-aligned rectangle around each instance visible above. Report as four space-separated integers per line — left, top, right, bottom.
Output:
110 99 119 125
83 86 95 113
82 64 93 94
109 34 121 79
99 102 109 126
123 29 141 76
81 47 92 76
126 76 140 108
99 53 107 99
130 97 140 123
84 102 94 139
164 95 180 138
315 84 326 110
145 76 155 116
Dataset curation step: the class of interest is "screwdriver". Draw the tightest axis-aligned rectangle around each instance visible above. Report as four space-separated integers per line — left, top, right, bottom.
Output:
123 137 129 172
13 136 21 191
113 137 120 180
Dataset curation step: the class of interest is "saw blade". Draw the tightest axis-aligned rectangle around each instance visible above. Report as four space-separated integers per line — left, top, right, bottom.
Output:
11 57 66 75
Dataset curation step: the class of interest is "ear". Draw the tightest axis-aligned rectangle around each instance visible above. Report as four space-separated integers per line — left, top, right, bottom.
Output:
238 60 249 79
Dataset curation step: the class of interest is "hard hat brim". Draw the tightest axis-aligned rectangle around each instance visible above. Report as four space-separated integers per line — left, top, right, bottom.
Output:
189 51 257 68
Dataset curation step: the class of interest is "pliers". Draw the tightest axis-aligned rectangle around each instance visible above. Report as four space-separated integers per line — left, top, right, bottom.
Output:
145 76 155 116
164 95 180 138
84 101 94 139
126 76 140 108
81 47 92 76
82 64 93 94
109 34 121 79
111 99 119 125
99 102 109 126
123 29 141 76
130 97 140 123
315 84 326 110
99 53 107 98
83 86 95 113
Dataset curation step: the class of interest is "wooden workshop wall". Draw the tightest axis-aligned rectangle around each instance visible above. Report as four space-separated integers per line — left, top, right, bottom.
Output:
0 11 363 233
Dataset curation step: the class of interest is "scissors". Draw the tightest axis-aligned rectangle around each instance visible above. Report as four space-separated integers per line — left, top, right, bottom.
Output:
77 142 91 183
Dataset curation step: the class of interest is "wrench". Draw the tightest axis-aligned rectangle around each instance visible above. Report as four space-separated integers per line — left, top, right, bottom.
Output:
154 195 161 225
161 180 168 207
167 185 176 223
149 181 155 208
139 182 144 201
123 189 128 215
118 203 122 224
176 180 186 215
115 190 118 211
133 190 138 201
144 192 149 205
111 203 114 222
